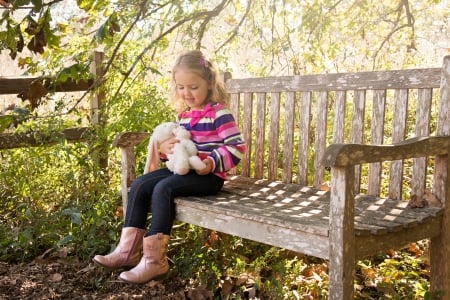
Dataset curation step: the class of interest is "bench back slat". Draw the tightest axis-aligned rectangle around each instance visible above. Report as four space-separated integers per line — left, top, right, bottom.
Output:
241 93 253 177
313 91 328 187
367 90 386 196
388 89 408 199
268 92 281 180
255 93 266 178
283 92 296 182
351 90 366 193
298 92 312 185
333 91 346 144
227 62 447 200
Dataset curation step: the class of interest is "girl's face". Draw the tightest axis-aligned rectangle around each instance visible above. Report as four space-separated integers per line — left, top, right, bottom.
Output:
174 67 210 111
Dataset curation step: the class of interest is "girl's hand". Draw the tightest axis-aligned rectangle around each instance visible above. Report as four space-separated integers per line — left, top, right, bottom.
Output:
196 158 214 175
159 137 178 155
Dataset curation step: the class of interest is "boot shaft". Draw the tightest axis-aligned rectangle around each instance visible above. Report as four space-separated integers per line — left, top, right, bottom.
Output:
142 233 170 262
93 227 147 269
119 233 170 284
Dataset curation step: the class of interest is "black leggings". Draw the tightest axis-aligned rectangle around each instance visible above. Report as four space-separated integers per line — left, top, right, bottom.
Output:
124 168 224 236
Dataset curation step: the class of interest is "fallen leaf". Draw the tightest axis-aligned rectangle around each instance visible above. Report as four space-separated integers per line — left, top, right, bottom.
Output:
186 285 212 300
236 273 249 286
361 267 376 279
220 276 234 297
320 182 330 191
407 242 422 256
114 206 123 217
407 194 427 208
51 273 63 282
386 248 396 257
0 0 9 7
423 189 442 208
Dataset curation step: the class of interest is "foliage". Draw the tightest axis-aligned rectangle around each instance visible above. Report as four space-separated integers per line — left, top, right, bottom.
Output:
168 227 435 299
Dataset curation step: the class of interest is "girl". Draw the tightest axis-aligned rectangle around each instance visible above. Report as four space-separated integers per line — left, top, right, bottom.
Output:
93 50 246 284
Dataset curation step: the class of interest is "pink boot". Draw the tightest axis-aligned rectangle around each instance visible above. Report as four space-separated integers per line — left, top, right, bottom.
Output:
93 227 146 269
119 233 170 283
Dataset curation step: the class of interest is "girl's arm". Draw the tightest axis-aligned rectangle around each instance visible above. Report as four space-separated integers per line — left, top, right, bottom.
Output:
208 108 246 173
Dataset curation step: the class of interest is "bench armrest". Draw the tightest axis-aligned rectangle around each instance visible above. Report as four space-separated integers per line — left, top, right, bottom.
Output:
112 131 150 148
325 135 450 260
113 131 150 214
324 136 450 167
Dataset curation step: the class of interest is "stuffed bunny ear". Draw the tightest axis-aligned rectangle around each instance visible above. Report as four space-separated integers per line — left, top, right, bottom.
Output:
144 135 159 174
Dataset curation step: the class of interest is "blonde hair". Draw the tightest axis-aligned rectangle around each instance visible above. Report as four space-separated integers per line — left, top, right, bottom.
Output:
170 50 229 113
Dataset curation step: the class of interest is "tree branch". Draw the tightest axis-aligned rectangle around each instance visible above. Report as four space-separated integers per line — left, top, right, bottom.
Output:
196 0 230 49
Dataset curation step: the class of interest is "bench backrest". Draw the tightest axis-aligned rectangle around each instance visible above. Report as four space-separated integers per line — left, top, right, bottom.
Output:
226 56 450 200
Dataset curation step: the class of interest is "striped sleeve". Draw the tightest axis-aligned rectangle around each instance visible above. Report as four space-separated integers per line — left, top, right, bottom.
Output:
208 107 246 173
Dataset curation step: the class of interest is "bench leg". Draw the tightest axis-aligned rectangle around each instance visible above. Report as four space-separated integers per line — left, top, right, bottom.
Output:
329 166 356 300
430 155 450 299
430 233 450 299
329 253 355 300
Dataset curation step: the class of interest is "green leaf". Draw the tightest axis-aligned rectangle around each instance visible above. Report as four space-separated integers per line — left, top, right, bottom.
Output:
0 115 13 133
63 208 82 225
12 0 31 9
31 0 42 11
77 0 95 11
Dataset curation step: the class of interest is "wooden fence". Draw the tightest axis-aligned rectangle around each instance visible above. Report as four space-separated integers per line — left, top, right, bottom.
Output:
0 51 105 164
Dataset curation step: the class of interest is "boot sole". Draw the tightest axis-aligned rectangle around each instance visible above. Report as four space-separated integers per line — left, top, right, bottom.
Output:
119 272 168 284
92 258 137 271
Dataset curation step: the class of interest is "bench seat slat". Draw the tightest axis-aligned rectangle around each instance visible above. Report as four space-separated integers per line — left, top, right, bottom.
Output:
175 176 443 240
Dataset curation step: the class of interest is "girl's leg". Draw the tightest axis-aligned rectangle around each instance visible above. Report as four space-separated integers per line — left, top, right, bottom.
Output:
119 171 224 284
124 168 173 228
148 170 224 235
92 168 172 270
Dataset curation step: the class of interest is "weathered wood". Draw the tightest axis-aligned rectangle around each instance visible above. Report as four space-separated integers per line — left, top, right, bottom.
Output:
351 90 365 192
333 91 346 143
297 91 311 185
241 93 252 177
112 131 149 148
255 93 266 178
411 88 432 198
228 93 240 176
368 90 386 196
0 127 90 149
430 55 450 297
313 91 328 188
113 132 150 215
0 76 93 95
328 165 355 300
226 68 441 93
324 136 450 167
388 89 408 199
268 92 280 180
282 92 295 182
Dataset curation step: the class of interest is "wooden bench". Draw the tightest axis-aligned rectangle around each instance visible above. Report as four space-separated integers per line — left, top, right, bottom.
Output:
113 56 450 299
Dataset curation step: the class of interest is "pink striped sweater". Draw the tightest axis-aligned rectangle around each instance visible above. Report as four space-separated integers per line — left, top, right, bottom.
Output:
177 102 246 179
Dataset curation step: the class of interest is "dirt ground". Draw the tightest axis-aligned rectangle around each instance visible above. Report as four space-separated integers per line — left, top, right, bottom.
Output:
0 259 216 300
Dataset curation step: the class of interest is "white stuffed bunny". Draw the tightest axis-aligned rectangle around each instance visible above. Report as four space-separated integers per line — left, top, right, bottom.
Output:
144 122 206 175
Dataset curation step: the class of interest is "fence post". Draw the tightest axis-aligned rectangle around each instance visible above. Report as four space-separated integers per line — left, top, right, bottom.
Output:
92 50 108 170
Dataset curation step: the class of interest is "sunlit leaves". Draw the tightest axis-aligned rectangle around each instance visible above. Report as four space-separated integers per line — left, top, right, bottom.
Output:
76 0 95 11
77 0 109 12
31 0 42 11
94 12 120 43
55 63 91 83
0 115 14 133
11 0 30 9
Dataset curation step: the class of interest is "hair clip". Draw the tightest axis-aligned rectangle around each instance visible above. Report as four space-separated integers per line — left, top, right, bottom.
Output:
199 57 209 68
